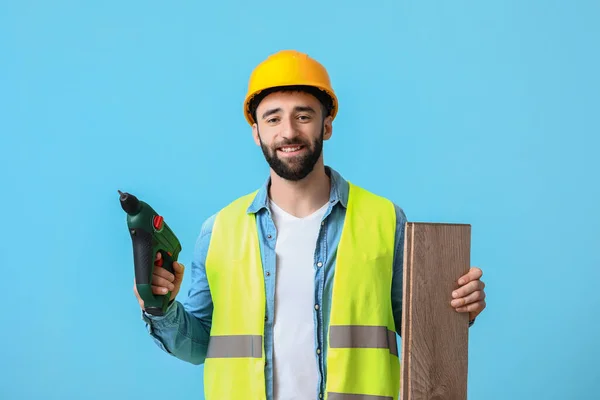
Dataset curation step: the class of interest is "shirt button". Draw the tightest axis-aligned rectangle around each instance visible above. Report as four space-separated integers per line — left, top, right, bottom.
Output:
267 234 272 239
316 262 323 268
266 272 270 276
319 394 323 399
314 304 319 310
316 348 321 354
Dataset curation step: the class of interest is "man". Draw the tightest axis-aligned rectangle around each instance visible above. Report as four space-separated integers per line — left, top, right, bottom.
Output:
135 50 487 400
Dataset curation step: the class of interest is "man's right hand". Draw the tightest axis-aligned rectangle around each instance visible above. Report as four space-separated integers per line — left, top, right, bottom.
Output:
133 252 185 310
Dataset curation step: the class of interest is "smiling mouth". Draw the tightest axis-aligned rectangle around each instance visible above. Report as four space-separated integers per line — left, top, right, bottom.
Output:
277 145 305 154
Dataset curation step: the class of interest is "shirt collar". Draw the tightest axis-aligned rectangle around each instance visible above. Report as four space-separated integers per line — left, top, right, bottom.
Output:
246 165 349 214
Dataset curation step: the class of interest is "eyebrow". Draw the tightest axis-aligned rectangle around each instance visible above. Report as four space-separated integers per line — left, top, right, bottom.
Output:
261 105 317 120
261 107 282 120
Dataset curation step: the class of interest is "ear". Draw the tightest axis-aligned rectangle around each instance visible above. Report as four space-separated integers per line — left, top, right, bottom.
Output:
252 123 261 146
323 116 333 141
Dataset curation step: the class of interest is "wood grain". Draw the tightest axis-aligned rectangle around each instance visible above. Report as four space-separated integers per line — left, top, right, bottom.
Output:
401 223 471 400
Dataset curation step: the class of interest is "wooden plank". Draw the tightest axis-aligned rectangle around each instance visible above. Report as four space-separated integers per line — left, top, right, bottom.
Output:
400 222 471 400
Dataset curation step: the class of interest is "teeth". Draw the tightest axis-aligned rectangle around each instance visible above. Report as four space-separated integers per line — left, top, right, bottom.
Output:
280 146 301 152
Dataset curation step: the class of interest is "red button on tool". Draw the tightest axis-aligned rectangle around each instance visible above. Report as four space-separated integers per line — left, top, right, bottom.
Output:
153 215 164 230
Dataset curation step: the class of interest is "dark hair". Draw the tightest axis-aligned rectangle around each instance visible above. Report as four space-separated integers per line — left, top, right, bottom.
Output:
249 85 334 123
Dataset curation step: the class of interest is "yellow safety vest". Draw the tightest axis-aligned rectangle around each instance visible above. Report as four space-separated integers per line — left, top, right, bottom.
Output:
203 182 400 400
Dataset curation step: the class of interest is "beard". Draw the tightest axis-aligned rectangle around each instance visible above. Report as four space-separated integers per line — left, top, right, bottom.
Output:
259 127 324 181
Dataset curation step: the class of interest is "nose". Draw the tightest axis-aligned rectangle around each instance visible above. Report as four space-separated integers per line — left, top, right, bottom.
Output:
279 115 300 140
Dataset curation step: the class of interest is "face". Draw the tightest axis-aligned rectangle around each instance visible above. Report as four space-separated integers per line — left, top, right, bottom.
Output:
252 90 333 181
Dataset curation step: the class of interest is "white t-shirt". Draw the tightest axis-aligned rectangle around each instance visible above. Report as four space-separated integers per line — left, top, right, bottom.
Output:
270 199 329 400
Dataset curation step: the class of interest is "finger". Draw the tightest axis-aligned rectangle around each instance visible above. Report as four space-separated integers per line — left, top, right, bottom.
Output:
173 262 185 278
457 300 486 313
152 274 175 291
452 280 485 298
456 300 485 313
457 266 482 285
451 289 486 308
458 267 482 285
152 285 170 295
155 252 162 261
153 265 175 282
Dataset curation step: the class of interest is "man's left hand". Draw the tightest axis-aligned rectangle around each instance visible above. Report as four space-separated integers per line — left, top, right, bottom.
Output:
451 267 486 322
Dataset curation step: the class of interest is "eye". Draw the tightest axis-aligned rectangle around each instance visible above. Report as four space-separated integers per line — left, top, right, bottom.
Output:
266 117 280 124
297 115 311 122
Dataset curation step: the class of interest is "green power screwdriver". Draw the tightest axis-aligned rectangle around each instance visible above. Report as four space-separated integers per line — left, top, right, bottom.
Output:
118 190 182 316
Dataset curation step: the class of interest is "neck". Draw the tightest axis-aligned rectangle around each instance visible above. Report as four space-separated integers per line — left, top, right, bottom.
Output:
268 163 330 218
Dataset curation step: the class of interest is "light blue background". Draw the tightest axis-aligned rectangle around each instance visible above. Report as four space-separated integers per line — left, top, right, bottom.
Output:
1 1 599 399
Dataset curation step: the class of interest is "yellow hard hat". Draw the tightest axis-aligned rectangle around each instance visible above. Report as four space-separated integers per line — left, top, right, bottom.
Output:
243 50 338 125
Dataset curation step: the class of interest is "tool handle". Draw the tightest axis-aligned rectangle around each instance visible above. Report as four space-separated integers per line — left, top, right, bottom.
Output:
131 226 153 285
130 226 173 316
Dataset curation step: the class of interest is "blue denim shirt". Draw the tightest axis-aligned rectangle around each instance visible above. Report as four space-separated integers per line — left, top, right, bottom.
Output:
142 166 407 399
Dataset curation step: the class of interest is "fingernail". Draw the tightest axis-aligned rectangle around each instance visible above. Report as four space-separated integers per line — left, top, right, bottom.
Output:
452 291 458 298
458 279 464 285
162 288 168 293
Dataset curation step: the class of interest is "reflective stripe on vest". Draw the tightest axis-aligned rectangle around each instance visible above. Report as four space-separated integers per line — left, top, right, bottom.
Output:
328 394 394 400
206 335 263 358
203 182 400 400
329 325 398 357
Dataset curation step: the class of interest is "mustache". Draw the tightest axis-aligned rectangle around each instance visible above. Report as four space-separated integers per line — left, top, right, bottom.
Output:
272 138 310 149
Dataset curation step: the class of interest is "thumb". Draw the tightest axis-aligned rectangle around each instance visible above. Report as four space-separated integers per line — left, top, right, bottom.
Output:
173 261 185 280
